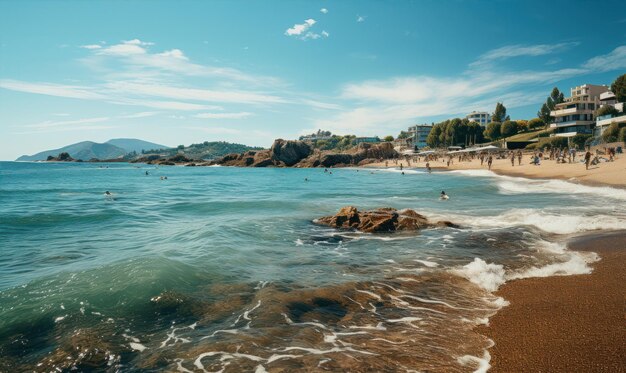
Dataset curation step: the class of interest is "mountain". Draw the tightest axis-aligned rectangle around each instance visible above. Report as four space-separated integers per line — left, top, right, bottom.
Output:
17 141 126 161
105 138 169 154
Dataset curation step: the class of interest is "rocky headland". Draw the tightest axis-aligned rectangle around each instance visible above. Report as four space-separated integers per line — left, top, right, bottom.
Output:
212 139 398 168
315 206 459 233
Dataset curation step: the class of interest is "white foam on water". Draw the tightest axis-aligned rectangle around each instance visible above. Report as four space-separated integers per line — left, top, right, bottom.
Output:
427 208 626 235
254 365 268 373
129 342 147 352
453 258 506 292
457 351 491 373
294 239 304 246
511 251 599 280
413 259 439 267
451 169 626 201
355 289 383 300
54 315 67 323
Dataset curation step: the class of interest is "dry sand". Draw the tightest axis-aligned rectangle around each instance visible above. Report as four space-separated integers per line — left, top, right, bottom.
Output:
480 231 626 372
367 151 626 187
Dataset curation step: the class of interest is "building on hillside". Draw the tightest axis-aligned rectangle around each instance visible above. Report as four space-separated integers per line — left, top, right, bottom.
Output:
465 111 491 126
594 90 626 137
407 124 432 149
299 130 333 142
354 136 381 144
550 84 609 135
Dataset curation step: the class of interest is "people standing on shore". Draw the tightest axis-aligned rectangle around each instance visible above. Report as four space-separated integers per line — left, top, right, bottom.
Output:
487 156 493 170
585 150 591 170
517 150 522 165
510 152 515 166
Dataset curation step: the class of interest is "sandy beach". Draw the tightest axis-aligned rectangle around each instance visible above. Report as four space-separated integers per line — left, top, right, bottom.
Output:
481 231 626 372
367 151 626 187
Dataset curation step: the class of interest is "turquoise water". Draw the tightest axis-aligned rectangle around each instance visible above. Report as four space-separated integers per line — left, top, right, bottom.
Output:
1 161 625 371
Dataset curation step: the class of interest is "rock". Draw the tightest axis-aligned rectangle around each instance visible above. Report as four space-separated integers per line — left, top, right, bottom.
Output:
269 139 312 166
315 206 459 233
46 152 75 162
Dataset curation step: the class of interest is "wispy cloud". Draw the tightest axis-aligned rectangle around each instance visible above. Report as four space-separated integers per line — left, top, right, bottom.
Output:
80 44 102 50
470 42 579 67
312 43 624 136
582 45 626 72
120 111 160 118
357 15 366 22
194 112 253 119
320 8 328 14
23 117 110 129
0 79 106 100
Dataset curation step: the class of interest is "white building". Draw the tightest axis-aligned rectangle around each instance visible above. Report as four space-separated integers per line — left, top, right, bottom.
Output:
465 111 491 126
407 124 432 149
550 84 609 135
594 91 626 137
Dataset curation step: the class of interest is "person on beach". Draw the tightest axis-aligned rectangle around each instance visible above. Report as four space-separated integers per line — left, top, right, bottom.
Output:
400 163 403 171
487 156 493 170
510 152 515 166
585 151 591 170
517 150 522 165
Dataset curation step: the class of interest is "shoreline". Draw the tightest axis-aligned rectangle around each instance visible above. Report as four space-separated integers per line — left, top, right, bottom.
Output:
479 230 626 372
365 153 626 188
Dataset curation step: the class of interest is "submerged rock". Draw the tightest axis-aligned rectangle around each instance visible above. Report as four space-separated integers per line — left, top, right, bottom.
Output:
315 206 459 233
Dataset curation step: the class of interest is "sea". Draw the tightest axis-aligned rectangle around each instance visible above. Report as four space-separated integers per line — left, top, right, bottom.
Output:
1 161 625 372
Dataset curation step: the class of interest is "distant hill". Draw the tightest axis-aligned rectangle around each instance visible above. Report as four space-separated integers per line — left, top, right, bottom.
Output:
17 141 126 161
105 138 169 154
143 141 265 160
16 139 262 162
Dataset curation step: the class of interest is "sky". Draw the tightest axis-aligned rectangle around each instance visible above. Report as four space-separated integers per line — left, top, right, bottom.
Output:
1 0 625 160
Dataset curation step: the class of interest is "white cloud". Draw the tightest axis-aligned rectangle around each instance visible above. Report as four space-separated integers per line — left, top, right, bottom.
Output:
320 8 328 14
357 15 365 22
0 79 106 100
81 44 102 50
184 126 243 135
194 112 252 119
321 31 330 38
471 42 579 67
120 111 160 118
582 45 626 72
22 117 110 129
285 19 316 36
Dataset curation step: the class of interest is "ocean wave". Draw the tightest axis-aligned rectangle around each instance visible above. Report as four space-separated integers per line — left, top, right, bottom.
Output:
424 208 626 235
451 169 626 201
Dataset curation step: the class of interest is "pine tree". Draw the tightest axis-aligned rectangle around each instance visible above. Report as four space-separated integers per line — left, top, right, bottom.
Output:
492 102 507 122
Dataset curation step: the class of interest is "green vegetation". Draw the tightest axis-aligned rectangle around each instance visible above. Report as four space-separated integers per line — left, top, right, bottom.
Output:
596 105 619 118
492 102 509 122
143 141 265 160
572 134 592 149
383 135 394 142
611 73 626 103
506 128 553 142
500 120 519 138
620 127 626 143
484 122 501 141
602 122 625 142
309 135 358 151
527 118 545 130
537 87 564 126
425 118 484 148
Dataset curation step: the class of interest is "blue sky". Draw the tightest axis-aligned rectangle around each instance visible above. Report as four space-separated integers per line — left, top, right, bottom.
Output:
1 0 625 160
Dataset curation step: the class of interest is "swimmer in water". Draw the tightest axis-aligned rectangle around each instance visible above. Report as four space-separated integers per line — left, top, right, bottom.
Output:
304 178 308 181
145 171 149 175
440 190 449 200
104 191 111 196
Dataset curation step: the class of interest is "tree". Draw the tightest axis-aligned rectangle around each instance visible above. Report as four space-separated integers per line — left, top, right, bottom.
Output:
537 87 565 125
527 118 545 130
620 127 626 144
611 74 626 103
492 102 509 122
484 122 502 141
602 122 621 142
596 105 619 118
177 145 185 150
384 135 394 142
501 120 519 138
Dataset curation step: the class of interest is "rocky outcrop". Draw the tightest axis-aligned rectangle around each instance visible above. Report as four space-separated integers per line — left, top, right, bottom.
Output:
315 206 459 233
46 152 75 162
270 139 312 166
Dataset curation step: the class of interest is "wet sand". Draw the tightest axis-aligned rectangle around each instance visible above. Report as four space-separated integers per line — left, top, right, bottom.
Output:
480 230 626 372
367 153 626 188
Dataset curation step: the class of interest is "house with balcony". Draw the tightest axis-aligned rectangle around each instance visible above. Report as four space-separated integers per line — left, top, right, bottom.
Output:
550 84 609 135
407 124 432 149
594 91 626 137
465 111 491 126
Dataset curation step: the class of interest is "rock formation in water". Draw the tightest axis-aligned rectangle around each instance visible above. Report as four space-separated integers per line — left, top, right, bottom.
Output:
46 152 77 162
213 139 398 168
315 206 459 233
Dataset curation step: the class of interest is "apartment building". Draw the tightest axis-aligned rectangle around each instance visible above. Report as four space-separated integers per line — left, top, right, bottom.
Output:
465 111 491 126
550 84 609 135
